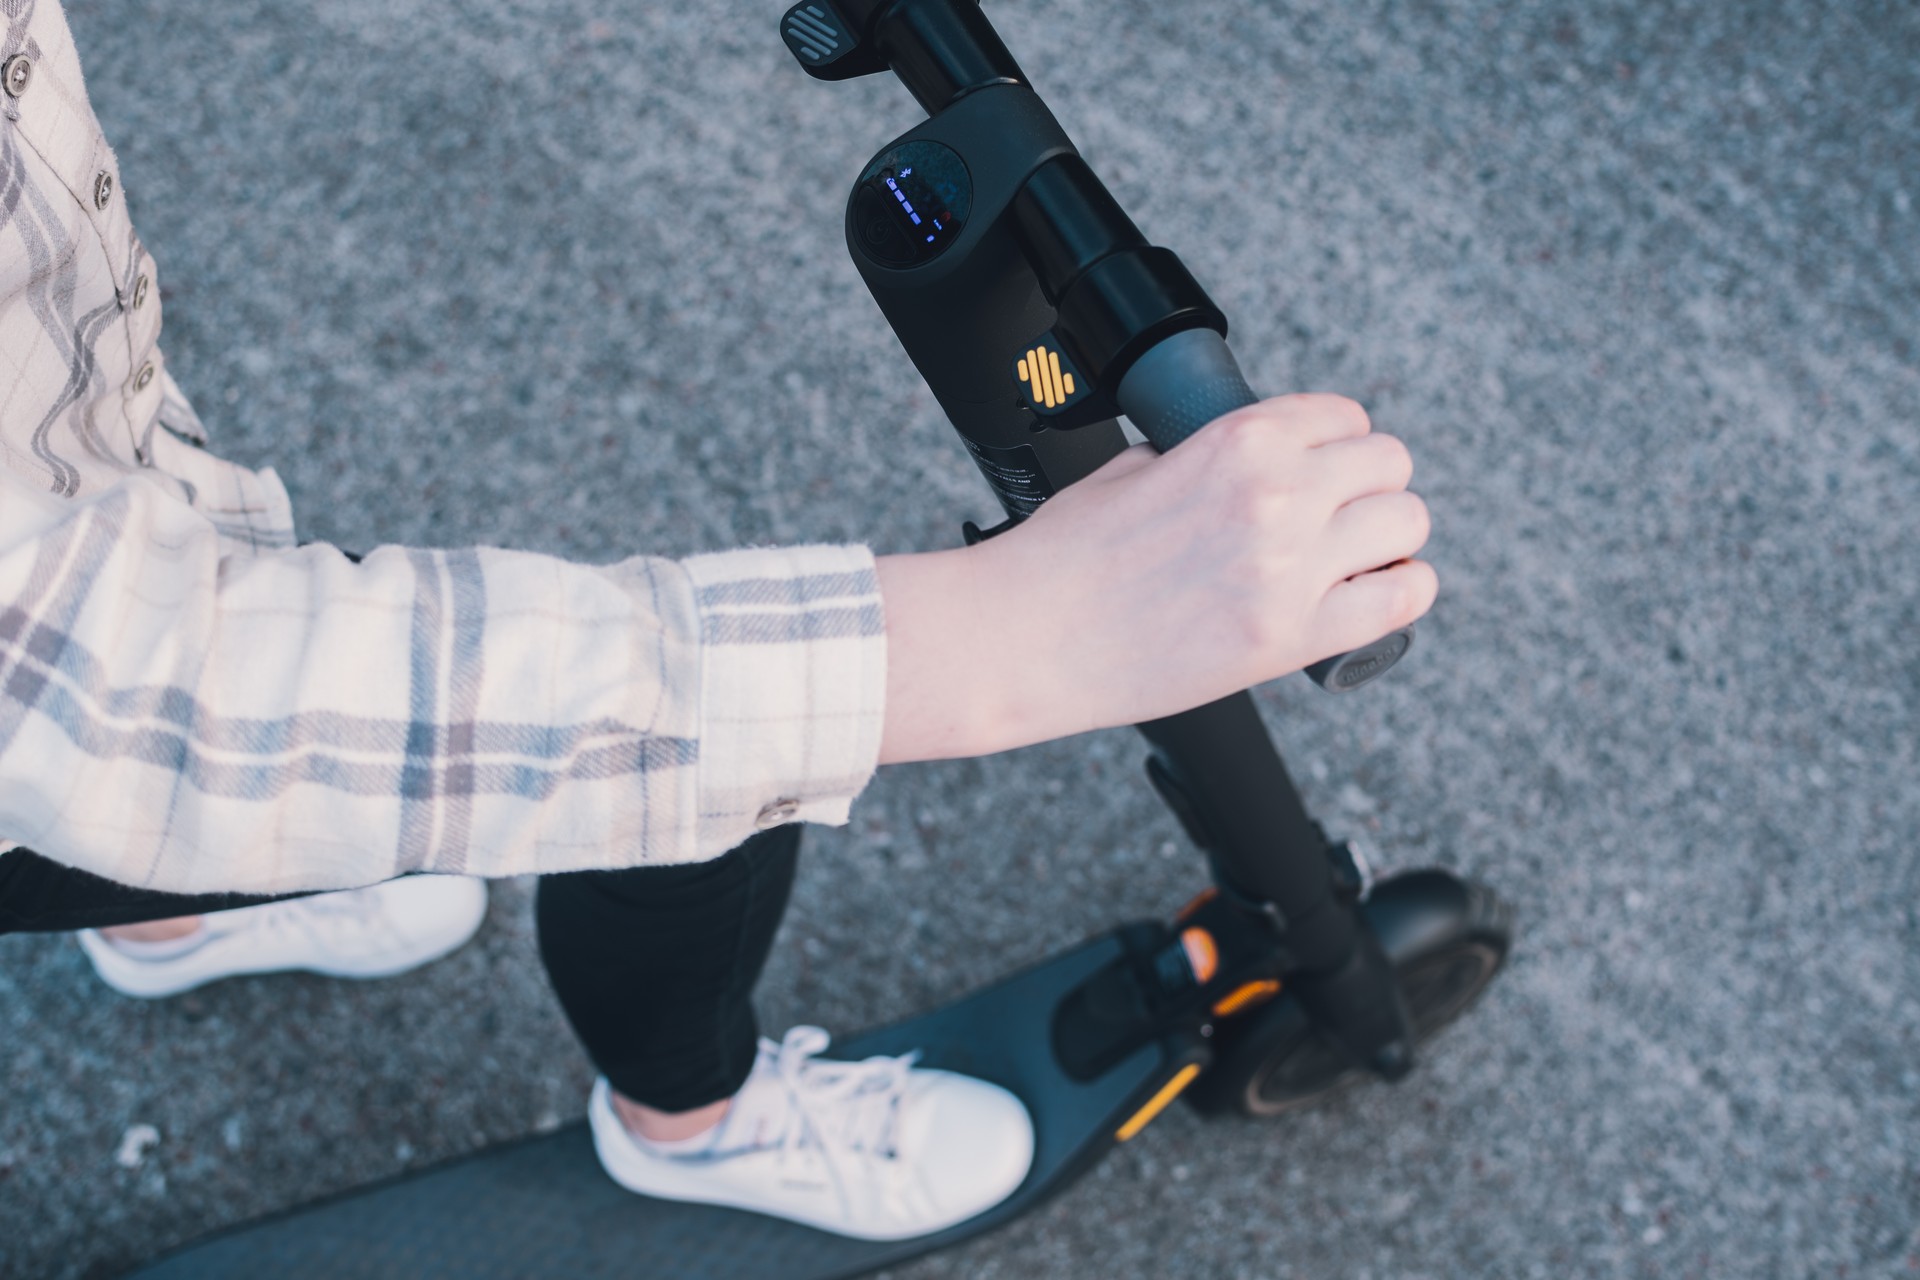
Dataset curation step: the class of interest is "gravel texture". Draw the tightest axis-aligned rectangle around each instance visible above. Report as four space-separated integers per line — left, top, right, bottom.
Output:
2 0 1916 1277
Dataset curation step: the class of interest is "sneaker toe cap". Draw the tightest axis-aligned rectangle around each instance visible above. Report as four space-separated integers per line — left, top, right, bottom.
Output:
902 1072 1034 1221
366 875 488 951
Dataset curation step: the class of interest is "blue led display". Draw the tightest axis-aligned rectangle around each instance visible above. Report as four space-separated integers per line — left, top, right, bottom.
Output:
881 167 955 249
854 141 971 267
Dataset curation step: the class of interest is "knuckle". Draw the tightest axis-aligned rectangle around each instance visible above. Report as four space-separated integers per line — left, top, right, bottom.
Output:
1335 396 1372 435
1375 433 1414 482
1271 393 1370 437
1393 573 1425 619
1394 565 1438 622
1365 574 1418 629
1299 394 1370 436
1402 493 1432 545
1209 410 1269 461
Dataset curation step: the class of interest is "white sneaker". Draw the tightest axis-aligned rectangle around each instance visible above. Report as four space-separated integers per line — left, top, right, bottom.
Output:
589 1025 1034 1240
77 876 488 999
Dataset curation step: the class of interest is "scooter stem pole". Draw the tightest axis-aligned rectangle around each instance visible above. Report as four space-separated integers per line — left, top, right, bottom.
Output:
1139 690 1417 1075
1135 694 1357 971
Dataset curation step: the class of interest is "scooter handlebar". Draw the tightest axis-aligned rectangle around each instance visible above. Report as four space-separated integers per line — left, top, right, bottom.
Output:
1115 328 1416 692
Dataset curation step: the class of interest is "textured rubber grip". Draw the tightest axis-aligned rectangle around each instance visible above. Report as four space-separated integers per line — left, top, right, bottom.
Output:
1116 328 1412 693
1115 328 1258 451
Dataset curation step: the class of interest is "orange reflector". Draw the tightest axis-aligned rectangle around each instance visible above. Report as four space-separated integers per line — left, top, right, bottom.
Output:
1179 927 1219 984
1212 978 1282 1018
1175 887 1218 922
1115 1063 1203 1142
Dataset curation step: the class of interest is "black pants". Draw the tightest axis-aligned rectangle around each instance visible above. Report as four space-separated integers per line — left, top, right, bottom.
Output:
0 827 800 1112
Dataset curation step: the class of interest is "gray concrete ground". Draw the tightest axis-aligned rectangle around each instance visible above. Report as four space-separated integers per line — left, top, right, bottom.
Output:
2 0 1915 1276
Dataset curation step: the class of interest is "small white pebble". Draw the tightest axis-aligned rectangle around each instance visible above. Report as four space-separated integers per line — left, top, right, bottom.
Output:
1171 1164 1190 1182
115 1124 160 1169
1378 1191 1417 1222
221 1117 245 1152
395 1140 415 1162
1642 1225 1666 1245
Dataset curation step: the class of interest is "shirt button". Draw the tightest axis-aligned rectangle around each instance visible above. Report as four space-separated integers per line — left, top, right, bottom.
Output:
754 797 801 829
93 170 113 210
1 54 30 98
131 274 150 310
131 361 154 392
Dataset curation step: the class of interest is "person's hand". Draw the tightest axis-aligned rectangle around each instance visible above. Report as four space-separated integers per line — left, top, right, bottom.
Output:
875 395 1436 763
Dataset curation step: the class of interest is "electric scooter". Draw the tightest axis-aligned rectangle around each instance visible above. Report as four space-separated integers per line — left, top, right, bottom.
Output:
128 4 1511 1276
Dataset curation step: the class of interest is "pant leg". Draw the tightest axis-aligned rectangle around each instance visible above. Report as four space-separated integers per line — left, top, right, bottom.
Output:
3 829 805 1114
0 847 315 935
535 824 800 1113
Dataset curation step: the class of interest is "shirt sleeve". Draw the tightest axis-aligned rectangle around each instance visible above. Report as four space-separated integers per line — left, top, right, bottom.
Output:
0 467 887 895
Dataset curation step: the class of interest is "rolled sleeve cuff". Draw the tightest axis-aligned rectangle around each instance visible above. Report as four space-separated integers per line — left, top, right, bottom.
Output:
681 544 887 856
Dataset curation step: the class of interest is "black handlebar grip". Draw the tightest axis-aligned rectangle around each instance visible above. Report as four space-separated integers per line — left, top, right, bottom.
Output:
1114 328 1415 693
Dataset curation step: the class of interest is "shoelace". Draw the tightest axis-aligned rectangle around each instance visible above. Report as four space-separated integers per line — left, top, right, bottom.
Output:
750 1026 923 1221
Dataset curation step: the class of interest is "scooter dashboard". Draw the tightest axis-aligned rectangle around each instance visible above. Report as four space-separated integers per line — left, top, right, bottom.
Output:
850 140 972 268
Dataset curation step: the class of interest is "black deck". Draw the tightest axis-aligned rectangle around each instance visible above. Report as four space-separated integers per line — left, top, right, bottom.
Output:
127 934 1179 1280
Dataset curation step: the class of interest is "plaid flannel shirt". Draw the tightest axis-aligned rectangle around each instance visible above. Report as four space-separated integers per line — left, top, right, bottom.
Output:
0 0 887 895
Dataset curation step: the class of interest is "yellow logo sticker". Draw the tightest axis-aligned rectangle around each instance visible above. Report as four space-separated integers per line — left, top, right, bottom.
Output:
1017 344 1078 410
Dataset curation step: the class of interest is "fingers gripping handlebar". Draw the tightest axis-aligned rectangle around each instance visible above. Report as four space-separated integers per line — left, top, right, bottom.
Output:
1117 329 1416 692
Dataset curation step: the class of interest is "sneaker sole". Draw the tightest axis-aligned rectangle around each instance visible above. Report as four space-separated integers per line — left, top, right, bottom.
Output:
75 886 486 999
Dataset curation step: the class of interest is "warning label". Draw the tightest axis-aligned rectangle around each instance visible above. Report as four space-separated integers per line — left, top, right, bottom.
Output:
962 437 1056 517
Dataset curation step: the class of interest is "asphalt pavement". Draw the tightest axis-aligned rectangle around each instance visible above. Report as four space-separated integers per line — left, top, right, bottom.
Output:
2 0 1916 1276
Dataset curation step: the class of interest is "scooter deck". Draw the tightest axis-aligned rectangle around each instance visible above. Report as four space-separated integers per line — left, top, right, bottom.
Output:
127 932 1183 1280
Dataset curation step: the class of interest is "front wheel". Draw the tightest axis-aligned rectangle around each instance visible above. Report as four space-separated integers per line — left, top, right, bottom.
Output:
1185 869 1513 1117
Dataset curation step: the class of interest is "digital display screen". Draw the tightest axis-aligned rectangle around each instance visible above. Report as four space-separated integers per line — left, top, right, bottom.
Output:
878 167 959 249
852 141 972 268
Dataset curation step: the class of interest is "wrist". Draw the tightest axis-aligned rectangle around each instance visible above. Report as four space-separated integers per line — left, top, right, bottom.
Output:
874 547 1029 763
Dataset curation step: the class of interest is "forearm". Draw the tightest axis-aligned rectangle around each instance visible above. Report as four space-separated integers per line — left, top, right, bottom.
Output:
874 544 1109 764
0 472 884 894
